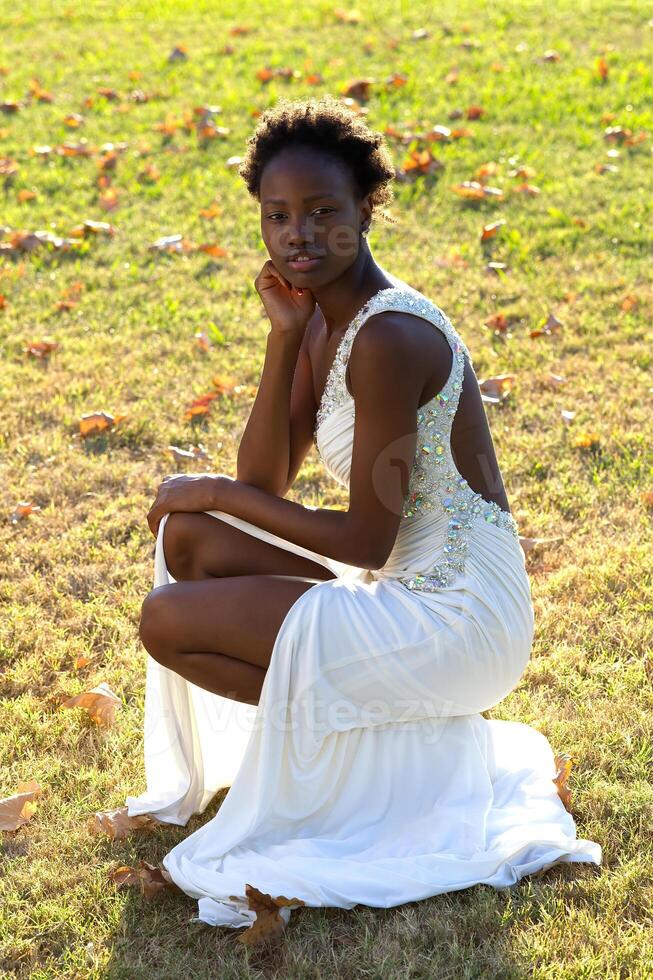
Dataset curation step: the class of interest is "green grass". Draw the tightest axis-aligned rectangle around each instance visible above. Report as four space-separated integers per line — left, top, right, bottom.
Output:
1 0 652 976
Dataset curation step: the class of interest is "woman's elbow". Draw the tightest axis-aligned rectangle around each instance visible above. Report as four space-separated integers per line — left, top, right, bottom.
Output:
356 538 393 570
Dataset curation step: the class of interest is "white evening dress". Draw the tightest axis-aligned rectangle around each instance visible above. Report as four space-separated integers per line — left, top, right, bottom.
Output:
126 277 602 930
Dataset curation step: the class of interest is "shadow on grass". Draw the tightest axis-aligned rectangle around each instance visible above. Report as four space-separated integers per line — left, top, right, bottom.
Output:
100 787 603 979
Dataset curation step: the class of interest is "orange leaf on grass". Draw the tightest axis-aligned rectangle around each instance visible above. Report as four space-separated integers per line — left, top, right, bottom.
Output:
110 860 182 898
530 312 564 338
452 180 503 200
23 338 58 359
480 220 507 241
484 312 511 334
478 374 515 403
620 294 638 312
342 78 374 102
78 411 127 438
195 330 212 351
334 8 362 23
168 44 188 63
184 403 212 420
211 374 240 394
167 443 213 463
397 148 443 179
69 220 117 238
0 780 43 832
553 754 574 812
199 202 222 219
197 242 228 258
572 430 601 450
229 884 306 947
62 682 121 727
99 188 120 211
89 805 163 841
511 182 540 196
9 501 42 524
191 392 219 406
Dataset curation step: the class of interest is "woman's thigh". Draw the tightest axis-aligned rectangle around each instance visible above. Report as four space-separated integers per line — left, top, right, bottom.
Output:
162 511 337 582
140 573 320 670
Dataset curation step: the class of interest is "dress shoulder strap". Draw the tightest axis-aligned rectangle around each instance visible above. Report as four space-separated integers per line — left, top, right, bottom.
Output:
342 286 474 381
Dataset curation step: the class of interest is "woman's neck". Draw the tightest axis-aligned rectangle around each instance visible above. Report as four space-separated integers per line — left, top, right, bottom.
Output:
312 247 396 339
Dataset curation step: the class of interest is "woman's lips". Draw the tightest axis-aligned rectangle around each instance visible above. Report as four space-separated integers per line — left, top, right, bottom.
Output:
287 257 323 272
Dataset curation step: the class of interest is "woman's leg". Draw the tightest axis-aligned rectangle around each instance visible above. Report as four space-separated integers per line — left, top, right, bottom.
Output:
139 511 337 704
139 573 320 704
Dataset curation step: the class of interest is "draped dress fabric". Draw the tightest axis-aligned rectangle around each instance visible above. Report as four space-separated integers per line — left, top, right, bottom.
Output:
126 275 602 930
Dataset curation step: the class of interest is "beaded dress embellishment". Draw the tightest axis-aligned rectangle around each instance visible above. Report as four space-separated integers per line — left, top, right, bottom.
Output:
314 286 520 592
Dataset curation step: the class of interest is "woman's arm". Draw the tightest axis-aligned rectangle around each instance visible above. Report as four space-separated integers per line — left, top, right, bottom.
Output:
236 262 318 496
236 328 304 495
450 358 511 513
210 311 434 570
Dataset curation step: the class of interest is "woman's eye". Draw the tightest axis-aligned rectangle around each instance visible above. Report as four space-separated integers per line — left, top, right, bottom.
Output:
266 208 334 221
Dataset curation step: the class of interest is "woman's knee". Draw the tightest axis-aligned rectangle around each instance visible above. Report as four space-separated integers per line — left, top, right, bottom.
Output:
139 587 178 666
163 511 218 579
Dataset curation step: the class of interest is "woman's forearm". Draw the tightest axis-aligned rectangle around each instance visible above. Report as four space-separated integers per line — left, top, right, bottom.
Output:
210 477 382 570
236 330 303 495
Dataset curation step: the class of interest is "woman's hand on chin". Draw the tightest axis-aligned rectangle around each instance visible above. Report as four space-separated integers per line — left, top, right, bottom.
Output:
147 472 236 537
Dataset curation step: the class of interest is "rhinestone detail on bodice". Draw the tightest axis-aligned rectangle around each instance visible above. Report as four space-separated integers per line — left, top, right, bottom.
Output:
313 285 520 592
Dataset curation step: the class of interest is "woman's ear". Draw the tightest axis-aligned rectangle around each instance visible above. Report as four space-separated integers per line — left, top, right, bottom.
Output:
359 195 373 231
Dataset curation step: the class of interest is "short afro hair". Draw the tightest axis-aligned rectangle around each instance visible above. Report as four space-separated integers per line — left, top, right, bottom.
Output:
239 94 398 226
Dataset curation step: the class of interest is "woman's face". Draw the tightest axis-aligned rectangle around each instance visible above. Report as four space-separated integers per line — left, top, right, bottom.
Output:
259 145 370 288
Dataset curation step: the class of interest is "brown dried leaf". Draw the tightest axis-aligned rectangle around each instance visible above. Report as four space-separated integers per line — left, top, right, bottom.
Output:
9 501 41 524
168 44 188 63
397 147 444 179
88 805 163 840
62 682 121 727
342 78 374 102
23 338 59 359
572 430 601 450
484 312 511 334
553 753 574 812
0 779 43 831
167 443 212 463
480 219 507 240
230 883 306 947
79 411 127 438
109 860 182 898
530 312 564 338
452 180 503 200
478 374 515 403
334 8 362 23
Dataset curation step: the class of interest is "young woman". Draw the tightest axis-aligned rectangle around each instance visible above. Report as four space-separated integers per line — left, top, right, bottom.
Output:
128 96 601 931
